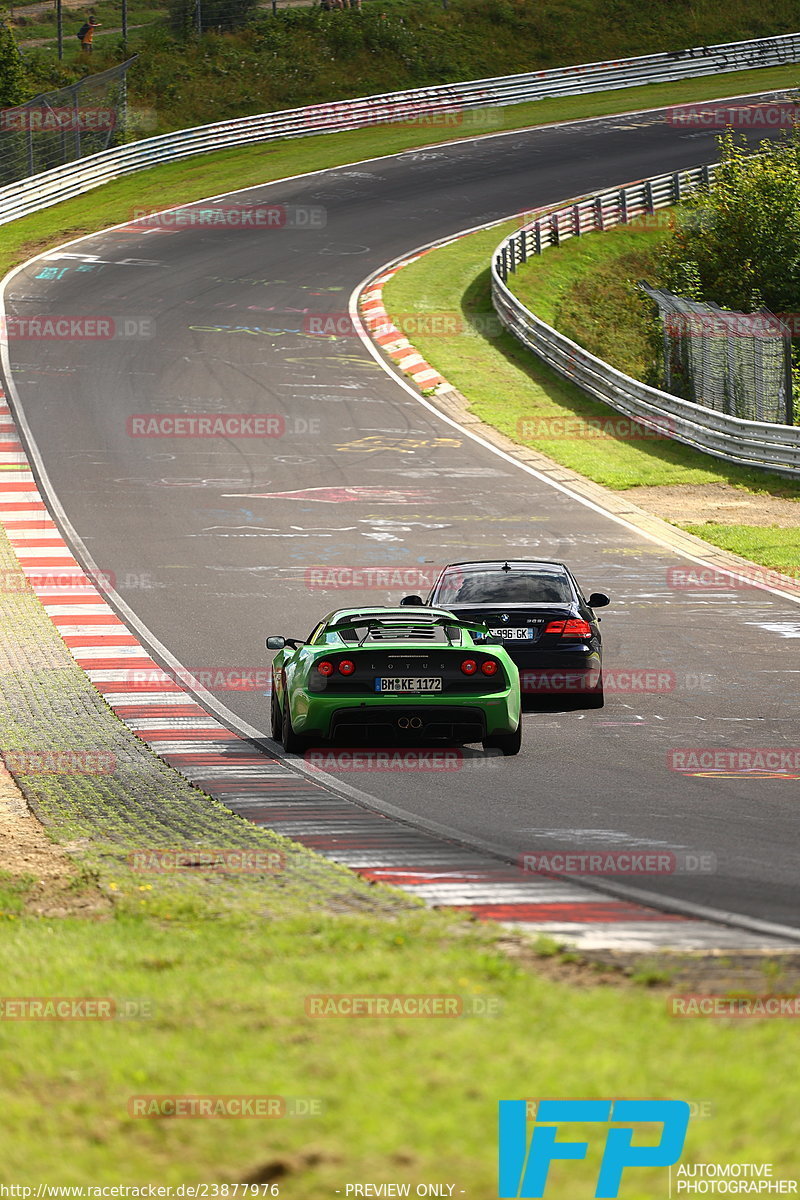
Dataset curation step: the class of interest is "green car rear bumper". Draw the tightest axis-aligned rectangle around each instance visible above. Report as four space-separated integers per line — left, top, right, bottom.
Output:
290 685 520 743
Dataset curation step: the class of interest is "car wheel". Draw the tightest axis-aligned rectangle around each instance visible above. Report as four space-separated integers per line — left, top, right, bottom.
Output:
270 684 282 740
281 694 307 754
483 720 522 756
583 676 605 708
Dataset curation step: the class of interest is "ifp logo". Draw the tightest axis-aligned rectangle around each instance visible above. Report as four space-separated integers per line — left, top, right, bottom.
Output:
498 1099 690 1197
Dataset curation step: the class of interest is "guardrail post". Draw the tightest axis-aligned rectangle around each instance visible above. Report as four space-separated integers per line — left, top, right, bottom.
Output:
519 230 527 264
702 165 711 188
500 247 508 279
551 212 560 246
784 332 794 425
620 189 628 225
645 180 654 213
573 204 581 236
508 236 516 274
595 196 604 231
534 224 542 255
672 173 681 203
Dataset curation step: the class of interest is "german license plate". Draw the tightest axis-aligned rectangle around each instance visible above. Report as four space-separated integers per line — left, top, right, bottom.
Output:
487 627 534 640
375 677 443 693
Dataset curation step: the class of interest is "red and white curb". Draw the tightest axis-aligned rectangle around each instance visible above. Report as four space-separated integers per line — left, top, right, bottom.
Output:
360 256 449 392
1 383 796 952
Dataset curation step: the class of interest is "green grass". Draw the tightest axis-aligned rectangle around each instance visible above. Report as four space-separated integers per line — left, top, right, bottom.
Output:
0 871 35 916
507 216 669 378
16 0 800 139
382 223 800 491
381 218 800 571
19 7 800 140
1 858 799 1186
12 0 165 44
680 523 800 574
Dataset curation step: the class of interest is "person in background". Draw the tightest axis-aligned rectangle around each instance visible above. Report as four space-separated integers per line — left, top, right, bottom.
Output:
80 16 100 52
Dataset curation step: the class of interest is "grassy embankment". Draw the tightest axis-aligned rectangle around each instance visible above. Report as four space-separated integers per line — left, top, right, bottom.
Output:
382 216 800 573
14 0 800 135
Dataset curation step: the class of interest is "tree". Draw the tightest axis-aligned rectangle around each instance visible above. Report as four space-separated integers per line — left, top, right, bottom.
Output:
660 130 800 313
0 17 27 107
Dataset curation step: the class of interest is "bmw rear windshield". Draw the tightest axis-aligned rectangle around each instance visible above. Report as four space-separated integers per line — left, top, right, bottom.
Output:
432 566 574 605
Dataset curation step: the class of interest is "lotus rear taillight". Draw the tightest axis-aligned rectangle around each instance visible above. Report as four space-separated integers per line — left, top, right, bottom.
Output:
316 660 334 676
338 659 355 675
481 660 499 676
460 659 478 675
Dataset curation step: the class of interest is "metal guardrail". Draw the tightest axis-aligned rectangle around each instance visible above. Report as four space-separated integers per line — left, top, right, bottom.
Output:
491 167 800 478
1 31 800 226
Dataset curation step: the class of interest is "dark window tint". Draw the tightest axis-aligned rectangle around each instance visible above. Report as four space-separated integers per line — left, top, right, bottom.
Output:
434 568 572 605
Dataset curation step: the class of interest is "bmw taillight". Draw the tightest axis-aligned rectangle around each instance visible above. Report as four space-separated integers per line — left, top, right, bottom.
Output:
338 659 355 675
460 659 477 675
316 660 334 676
481 660 499 676
544 618 593 638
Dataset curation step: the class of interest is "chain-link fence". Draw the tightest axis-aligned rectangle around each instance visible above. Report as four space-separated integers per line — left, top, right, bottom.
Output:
0 58 136 187
639 283 794 425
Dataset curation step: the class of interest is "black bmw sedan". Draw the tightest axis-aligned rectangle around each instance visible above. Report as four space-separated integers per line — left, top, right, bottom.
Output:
401 559 609 707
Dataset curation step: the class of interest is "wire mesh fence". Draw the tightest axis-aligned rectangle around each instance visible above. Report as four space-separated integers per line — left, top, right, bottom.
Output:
0 58 136 187
639 283 794 425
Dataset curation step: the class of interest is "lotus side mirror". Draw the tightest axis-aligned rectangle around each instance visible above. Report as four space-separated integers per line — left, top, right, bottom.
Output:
400 595 425 606
588 592 610 608
266 636 287 650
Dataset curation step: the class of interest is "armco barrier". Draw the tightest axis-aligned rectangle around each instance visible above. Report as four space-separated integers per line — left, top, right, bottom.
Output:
1 32 800 225
491 167 800 477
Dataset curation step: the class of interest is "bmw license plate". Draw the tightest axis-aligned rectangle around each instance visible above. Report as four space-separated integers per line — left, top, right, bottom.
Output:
487 627 534 640
375 677 443 693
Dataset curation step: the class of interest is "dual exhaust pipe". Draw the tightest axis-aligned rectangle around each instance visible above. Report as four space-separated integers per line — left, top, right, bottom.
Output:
397 717 423 730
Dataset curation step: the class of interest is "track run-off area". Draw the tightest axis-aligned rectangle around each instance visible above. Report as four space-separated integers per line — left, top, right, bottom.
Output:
2 94 799 948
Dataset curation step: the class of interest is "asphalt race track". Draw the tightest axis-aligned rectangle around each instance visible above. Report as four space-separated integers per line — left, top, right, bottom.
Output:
4 96 800 930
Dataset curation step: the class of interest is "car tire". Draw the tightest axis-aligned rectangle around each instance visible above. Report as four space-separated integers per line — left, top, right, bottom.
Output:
583 676 605 708
483 720 522 756
281 694 308 754
270 684 282 740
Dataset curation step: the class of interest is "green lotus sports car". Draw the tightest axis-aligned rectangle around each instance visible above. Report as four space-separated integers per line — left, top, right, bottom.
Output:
267 606 522 755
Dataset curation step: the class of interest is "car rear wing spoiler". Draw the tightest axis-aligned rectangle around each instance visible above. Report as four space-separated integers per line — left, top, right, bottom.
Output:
327 615 495 642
